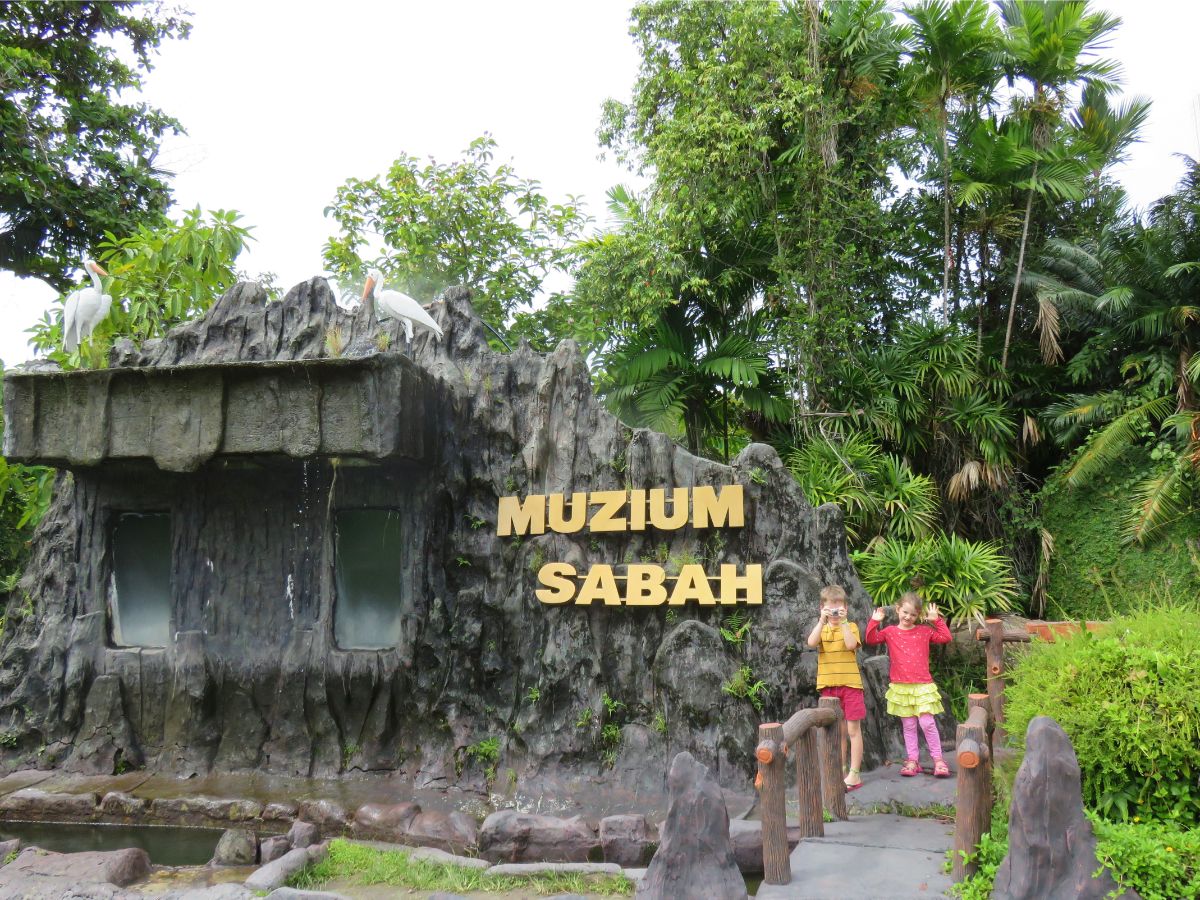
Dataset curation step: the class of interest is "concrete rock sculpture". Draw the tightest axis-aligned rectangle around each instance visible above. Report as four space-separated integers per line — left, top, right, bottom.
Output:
635 751 745 899
0 278 877 800
992 717 1138 900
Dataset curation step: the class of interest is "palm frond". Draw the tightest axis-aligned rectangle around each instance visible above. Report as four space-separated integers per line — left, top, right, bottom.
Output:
1124 462 1189 545
1063 394 1175 487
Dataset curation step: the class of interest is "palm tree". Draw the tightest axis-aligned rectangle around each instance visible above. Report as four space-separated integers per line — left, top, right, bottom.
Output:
1037 162 1200 542
601 300 787 461
904 0 1002 316
997 0 1121 370
953 115 1033 342
827 319 1018 521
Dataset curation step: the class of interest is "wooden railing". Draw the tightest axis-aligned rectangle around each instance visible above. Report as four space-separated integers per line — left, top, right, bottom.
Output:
953 693 993 881
755 696 847 885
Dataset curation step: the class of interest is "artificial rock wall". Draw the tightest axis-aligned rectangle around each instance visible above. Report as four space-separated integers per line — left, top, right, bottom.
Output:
0 278 885 805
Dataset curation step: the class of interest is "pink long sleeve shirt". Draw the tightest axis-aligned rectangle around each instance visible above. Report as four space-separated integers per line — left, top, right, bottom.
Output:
864 618 952 684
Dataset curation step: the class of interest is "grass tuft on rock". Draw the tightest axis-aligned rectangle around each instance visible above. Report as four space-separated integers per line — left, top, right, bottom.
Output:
288 838 635 895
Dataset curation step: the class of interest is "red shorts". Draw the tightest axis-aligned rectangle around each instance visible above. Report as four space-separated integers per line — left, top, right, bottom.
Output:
820 686 866 721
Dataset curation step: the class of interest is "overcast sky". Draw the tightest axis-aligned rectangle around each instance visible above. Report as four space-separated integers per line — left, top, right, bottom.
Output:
1 0 1198 368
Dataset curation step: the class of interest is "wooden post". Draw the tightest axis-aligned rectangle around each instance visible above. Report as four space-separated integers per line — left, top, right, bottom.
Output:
967 692 991 754
778 706 836 840
818 697 848 821
794 727 824 838
981 618 1006 742
975 619 1030 746
952 704 992 881
756 722 790 885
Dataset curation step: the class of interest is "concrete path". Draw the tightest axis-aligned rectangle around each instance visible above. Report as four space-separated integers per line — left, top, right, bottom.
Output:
752 755 959 899
755 814 954 900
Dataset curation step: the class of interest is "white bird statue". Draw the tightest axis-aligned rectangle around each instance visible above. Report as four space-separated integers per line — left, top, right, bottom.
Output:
362 269 443 344
63 257 112 353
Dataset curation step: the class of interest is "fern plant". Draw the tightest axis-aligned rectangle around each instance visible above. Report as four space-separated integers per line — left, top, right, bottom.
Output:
852 533 1017 626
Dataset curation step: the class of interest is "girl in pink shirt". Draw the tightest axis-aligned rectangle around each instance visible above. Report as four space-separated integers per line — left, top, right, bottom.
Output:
864 592 953 777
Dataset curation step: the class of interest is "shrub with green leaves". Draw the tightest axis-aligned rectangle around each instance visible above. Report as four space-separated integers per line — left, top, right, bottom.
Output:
852 533 1017 625
1091 814 1200 900
1005 607 1200 827
787 433 939 548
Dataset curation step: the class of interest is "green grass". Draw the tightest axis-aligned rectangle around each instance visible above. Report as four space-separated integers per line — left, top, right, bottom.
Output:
288 839 634 895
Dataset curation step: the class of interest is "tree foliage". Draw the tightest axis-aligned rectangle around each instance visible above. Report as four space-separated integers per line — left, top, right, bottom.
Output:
323 135 588 329
0 1 191 288
28 208 253 368
1035 162 1200 542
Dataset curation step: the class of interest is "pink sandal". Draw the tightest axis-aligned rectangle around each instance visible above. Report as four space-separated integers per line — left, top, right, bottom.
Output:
899 759 921 777
933 758 951 778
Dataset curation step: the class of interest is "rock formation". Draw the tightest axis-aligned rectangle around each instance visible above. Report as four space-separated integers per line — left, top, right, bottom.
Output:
635 751 745 899
992 716 1138 900
0 278 879 803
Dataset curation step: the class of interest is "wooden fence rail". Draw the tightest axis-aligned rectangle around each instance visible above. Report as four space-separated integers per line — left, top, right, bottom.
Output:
756 696 846 885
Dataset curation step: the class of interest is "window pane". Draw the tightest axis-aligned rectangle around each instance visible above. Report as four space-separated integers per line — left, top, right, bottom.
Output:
334 509 404 650
110 513 172 648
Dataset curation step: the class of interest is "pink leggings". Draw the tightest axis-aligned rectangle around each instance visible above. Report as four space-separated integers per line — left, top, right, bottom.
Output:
901 714 943 761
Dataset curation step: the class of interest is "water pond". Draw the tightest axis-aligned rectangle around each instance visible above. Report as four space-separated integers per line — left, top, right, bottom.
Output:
0 821 226 867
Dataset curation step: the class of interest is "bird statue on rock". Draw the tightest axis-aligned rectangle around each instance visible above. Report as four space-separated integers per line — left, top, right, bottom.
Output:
362 269 443 346
63 257 112 353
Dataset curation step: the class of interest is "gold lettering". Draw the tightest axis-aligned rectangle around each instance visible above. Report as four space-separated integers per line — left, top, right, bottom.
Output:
670 565 717 605
497 494 546 536
547 492 588 534
719 564 763 604
625 564 667 606
692 484 745 529
536 562 577 604
628 489 647 531
588 490 628 533
576 564 621 605
648 487 689 530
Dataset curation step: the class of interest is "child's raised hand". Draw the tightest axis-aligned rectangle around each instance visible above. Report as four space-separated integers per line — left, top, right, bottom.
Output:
925 603 940 621
871 607 885 622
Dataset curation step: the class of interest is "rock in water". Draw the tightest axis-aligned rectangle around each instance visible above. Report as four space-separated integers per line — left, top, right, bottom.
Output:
636 752 746 900
212 828 259 866
992 717 1137 900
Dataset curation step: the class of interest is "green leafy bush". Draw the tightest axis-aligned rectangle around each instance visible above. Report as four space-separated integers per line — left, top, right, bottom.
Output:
1005 607 1200 827
787 433 939 548
852 533 1017 625
1091 814 1200 900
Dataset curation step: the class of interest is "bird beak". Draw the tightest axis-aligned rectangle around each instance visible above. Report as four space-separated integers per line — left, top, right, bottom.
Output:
362 276 375 300
91 262 109 277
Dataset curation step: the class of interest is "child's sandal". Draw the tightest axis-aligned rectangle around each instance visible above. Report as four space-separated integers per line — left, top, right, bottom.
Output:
933 758 951 778
899 759 921 777
844 768 863 791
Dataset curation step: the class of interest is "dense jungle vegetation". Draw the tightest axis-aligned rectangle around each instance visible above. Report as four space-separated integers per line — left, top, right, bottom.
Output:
2 0 1198 625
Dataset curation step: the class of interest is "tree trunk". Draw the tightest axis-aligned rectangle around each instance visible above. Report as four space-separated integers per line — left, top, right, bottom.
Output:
978 230 989 349
1002 162 1037 370
942 115 952 320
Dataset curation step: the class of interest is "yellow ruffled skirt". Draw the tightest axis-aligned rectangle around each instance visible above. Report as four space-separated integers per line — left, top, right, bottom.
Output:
885 681 943 717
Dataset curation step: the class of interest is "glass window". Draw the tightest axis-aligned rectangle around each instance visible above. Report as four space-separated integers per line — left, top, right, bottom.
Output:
109 512 172 648
334 509 404 650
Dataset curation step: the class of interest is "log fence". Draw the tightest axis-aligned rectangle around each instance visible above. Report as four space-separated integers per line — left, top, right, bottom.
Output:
755 696 846 885
757 624 1025 886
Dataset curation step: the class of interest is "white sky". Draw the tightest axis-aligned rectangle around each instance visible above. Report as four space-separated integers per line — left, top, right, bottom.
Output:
1 0 1198 368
